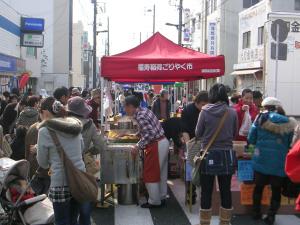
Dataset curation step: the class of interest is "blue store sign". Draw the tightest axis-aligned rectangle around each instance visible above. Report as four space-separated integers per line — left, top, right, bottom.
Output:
21 17 44 32
0 53 17 73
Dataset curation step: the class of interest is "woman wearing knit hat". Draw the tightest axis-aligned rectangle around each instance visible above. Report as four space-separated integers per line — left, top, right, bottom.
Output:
248 97 297 225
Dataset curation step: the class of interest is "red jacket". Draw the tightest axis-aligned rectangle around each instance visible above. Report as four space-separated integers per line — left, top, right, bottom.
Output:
285 140 300 212
10 188 34 203
87 99 100 128
234 100 259 141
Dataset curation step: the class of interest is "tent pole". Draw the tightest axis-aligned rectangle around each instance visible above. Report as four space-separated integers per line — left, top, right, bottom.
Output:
100 77 105 126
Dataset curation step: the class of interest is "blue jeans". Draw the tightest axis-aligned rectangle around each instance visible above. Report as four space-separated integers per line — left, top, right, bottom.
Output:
79 202 91 225
52 198 80 225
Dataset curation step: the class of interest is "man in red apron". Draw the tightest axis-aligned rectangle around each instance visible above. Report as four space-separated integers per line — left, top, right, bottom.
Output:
124 95 169 208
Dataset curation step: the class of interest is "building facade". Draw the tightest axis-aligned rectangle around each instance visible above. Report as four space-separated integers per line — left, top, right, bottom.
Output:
0 1 27 93
72 21 85 88
233 0 300 93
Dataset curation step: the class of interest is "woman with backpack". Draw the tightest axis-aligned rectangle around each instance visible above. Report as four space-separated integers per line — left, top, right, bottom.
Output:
37 100 86 225
248 97 296 225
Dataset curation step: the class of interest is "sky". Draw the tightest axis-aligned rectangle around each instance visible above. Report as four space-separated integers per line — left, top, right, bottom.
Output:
73 0 199 56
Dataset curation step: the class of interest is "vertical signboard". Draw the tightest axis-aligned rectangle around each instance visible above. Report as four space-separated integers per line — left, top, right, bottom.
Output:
208 22 217 55
82 32 89 62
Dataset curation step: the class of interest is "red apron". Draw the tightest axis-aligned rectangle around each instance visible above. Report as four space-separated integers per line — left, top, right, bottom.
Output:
143 138 164 183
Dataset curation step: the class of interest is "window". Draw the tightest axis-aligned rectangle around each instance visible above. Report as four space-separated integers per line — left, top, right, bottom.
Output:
191 18 196 33
296 0 300 10
258 26 264 45
26 47 37 58
197 14 201 30
243 31 251 49
243 0 259 8
210 0 214 14
214 0 217 11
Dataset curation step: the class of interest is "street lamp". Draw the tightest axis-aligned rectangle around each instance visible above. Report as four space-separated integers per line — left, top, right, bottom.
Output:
166 0 183 45
165 22 180 30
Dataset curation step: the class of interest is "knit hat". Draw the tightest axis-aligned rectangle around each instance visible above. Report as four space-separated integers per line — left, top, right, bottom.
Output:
91 89 101 98
67 96 92 118
262 97 282 107
72 88 81 96
16 107 39 128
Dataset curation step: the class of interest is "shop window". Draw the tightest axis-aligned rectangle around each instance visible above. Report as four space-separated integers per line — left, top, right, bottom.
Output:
243 31 251 49
258 26 264 45
26 47 37 58
296 0 300 10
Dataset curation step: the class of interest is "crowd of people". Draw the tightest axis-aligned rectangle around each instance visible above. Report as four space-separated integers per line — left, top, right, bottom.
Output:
0 87 103 225
0 84 299 225
126 84 300 225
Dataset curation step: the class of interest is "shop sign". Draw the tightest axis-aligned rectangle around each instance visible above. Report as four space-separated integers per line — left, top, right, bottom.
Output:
0 53 16 72
21 33 44 48
240 47 264 63
207 22 217 55
138 63 193 72
233 61 262 70
21 17 44 32
291 21 300 33
183 28 190 42
134 83 150 92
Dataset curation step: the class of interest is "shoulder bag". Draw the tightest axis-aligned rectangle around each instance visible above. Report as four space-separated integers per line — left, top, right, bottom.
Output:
82 120 101 175
48 129 98 203
192 110 229 186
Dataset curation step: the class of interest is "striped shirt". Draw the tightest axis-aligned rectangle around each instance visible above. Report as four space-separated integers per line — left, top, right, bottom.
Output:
134 107 165 149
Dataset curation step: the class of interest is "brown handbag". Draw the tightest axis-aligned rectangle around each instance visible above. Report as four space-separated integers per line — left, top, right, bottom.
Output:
48 129 98 203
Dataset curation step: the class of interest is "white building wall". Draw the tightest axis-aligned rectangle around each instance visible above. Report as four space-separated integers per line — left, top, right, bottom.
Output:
72 21 85 88
0 1 20 58
265 13 300 116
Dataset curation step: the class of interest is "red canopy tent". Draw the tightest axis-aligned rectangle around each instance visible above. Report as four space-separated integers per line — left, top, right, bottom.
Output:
101 32 225 82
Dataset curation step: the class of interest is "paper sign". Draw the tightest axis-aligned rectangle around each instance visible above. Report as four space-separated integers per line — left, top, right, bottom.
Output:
238 160 254 181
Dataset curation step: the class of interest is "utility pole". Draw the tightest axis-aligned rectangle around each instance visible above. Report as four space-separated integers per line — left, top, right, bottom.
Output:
107 17 110 55
178 0 183 45
69 0 73 79
93 0 97 88
153 4 156 34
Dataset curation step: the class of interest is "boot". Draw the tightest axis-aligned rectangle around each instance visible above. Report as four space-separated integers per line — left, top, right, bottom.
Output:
252 194 262 220
197 208 212 225
252 186 263 220
263 200 280 225
219 207 233 225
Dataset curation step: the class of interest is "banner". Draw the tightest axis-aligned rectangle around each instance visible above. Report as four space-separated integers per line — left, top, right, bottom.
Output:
208 22 217 55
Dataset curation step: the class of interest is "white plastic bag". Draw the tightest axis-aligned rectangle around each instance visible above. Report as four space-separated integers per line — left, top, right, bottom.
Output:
239 110 252 137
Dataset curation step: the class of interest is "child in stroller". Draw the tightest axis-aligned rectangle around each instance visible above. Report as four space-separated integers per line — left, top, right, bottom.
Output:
0 157 54 225
9 177 35 203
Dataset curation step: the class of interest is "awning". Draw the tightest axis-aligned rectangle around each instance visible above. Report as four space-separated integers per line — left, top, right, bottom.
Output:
231 69 262 75
101 32 225 82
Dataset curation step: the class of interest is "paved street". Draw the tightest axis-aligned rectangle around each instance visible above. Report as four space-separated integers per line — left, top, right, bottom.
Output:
92 179 300 225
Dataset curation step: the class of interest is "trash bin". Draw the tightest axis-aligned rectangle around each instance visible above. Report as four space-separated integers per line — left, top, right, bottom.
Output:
117 184 137 205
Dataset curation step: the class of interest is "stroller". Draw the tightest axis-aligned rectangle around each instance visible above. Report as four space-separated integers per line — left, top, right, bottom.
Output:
0 158 54 225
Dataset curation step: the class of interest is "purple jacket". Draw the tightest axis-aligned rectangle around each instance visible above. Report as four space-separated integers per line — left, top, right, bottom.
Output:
195 102 238 150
